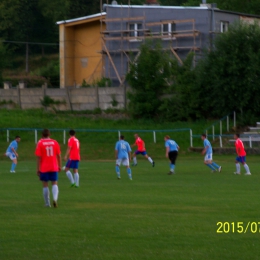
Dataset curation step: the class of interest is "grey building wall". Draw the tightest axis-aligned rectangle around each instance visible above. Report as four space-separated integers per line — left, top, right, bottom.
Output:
103 5 257 85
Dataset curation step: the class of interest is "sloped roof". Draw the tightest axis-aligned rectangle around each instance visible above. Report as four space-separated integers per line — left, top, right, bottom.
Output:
56 12 106 26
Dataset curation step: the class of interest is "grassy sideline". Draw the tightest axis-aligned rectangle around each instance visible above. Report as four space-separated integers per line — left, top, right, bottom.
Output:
0 108 234 161
1 157 260 260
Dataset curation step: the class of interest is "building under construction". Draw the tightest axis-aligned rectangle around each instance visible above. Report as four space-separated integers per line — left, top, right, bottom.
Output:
57 2 260 88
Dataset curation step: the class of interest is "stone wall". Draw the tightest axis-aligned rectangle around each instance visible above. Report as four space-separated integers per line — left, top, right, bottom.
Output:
0 86 128 110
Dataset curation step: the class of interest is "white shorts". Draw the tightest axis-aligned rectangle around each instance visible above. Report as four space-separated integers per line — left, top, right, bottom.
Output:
204 153 213 161
6 152 16 160
116 158 130 166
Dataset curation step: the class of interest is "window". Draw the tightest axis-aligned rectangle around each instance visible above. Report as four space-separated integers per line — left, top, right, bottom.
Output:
220 21 229 33
129 23 143 38
161 23 176 39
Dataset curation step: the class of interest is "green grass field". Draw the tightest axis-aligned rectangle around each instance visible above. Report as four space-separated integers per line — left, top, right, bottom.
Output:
1 156 260 260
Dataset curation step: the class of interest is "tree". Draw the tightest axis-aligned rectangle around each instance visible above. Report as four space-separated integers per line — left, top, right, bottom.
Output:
0 42 8 87
126 42 172 119
192 22 260 123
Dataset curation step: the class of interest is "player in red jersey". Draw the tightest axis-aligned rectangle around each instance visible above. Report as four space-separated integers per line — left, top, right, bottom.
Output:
131 134 155 167
234 133 251 175
35 129 61 208
64 129 81 187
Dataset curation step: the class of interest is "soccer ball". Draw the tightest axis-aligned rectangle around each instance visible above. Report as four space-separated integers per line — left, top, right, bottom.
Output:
62 166 66 170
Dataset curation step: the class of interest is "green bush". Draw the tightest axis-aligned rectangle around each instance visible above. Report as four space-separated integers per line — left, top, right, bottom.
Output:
33 59 60 87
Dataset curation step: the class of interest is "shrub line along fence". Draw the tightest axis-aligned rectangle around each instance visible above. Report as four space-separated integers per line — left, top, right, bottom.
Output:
2 128 193 146
191 112 237 148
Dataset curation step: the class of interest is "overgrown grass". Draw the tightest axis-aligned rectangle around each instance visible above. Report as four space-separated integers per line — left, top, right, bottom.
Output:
1 156 260 260
0 108 233 160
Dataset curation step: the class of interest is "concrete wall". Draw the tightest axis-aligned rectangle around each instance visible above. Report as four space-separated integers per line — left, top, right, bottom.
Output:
0 86 127 111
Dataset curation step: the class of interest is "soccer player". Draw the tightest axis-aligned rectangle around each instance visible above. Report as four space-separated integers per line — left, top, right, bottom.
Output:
234 133 251 175
64 129 80 187
131 134 155 167
5 135 21 173
201 133 222 173
115 135 132 180
164 135 179 175
35 129 61 208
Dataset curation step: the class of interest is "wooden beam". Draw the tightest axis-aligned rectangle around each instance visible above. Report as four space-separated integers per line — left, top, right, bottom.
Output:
101 39 122 85
146 19 195 26
170 47 183 65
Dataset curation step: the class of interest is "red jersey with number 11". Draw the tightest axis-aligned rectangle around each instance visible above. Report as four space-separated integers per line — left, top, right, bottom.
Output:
35 138 61 172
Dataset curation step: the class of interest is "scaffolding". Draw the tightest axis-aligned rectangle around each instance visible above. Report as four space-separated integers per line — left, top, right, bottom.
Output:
98 4 201 86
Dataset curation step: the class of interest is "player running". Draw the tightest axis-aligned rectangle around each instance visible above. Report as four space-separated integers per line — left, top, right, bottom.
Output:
35 129 61 208
164 135 179 175
131 134 155 167
115 135 132 180
201 133 222 173
5 135 21 173
64 129 81 187
234 133 251 175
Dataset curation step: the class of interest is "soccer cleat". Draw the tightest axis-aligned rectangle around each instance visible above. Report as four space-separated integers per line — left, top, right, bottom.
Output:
45 204 51 208
53 200 58 208
168 171 174 175
129 178 132 180
75 185 79 188
211 170 216 173
117 177 121 180
218 166 222 172
245 172 251 175
234 172 241 175
152 161 155 167
132 163 137 166
70 183 76 187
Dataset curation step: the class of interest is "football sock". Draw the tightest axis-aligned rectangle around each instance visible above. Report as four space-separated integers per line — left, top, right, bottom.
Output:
52 184 59 201
127 167 132 179
148 157 153 164
43 187 50 206
116 165 120 178
11 163 16 171
66 171 74 184
133 157 137 165
244 164 250 173
74 173 79 186
236 163 240 173
212 162 220 169
170 163 175 172
206 164 216 171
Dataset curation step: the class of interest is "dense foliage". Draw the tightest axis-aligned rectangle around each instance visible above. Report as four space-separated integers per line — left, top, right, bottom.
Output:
126 42 172 119
127 22 260 123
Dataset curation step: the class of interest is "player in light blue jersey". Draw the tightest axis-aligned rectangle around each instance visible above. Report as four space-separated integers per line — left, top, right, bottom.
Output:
164 135 179 175
115 135 132 180
201 134 222 173
5 136 21 173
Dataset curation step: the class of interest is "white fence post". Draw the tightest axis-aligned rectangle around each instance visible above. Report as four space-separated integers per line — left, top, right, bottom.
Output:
35 129 37 144
190 129 193 147
249 136 252 148
7 129 9 142
118 130 121 140
219 135 223 148
220 121 222 135
153 131 156 143
212 125 215 140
